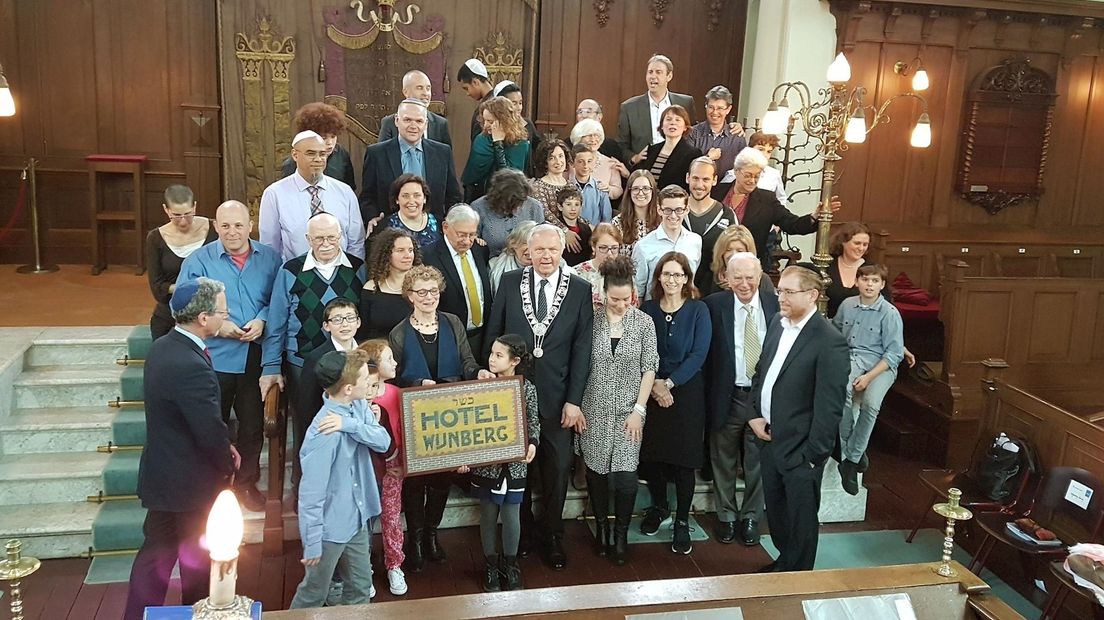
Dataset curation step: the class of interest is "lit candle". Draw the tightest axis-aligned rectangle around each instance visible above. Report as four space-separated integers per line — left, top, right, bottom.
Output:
206 490 244 607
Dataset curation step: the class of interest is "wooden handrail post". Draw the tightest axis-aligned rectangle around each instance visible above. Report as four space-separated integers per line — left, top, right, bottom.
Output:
262 384 287 558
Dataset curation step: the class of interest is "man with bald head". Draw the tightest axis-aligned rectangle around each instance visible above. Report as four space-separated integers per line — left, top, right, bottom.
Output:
360 98 462 229
704 252 778 547
178 201 283 512
261 212 367 495
260 130 365 261
574 98 629 166
378 70 452 145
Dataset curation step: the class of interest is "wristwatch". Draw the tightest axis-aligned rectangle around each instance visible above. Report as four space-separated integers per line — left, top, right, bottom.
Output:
664 378 675 390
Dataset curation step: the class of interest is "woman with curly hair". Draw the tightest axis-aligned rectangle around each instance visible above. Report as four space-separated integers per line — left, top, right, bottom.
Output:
471 169 545 257
462 96 531 201
280 102 356 191
357 228 420 340
385 174 442 248
611 170 661 256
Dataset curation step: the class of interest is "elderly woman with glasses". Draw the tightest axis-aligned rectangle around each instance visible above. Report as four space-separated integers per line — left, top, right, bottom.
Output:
570 119 625 201
388 264 486 568
146 184 216 339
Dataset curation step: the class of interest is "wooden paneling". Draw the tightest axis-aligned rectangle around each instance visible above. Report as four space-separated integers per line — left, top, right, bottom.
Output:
535 0 747 141
0 0 221 265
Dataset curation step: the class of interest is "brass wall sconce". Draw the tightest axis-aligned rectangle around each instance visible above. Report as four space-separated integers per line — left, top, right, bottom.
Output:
894 56 930 92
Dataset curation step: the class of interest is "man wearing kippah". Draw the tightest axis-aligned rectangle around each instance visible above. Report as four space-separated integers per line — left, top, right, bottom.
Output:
260 130 366 262
124 278 240 620
457 58 494 141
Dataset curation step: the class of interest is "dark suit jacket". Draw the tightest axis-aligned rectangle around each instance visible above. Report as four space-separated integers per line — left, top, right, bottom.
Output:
421 238 492 329
703 280 779 433
750 311 849 472
379 111 452 146
617 91 696 160
138 329 234 512
635 138 703 191
299 337 337 427
358 137 462 225
483 268 594 420
740 188 819 270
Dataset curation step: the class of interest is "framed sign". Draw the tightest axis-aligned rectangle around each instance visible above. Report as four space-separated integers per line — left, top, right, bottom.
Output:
400 376 528 476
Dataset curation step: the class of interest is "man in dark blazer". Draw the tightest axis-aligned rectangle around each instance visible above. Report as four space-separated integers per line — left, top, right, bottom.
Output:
704 252 778 548
483 224 594 571
359 100 462 228
378 69 452 146
124 278 238 620
421 204 492 355
617 54 695 164
748 264 849 573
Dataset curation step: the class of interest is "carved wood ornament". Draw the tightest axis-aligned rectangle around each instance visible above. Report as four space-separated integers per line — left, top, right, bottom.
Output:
594 0 613 27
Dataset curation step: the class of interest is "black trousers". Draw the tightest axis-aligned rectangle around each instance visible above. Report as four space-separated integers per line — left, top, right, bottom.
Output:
149 310 174 341
521 417 573 538
123 508 210 620
217 343 263 488
402 472 453 531
760 441 824 571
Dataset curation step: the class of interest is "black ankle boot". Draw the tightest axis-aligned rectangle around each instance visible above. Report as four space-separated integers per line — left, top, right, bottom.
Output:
405 528 425 572
424 527 447 562
483 554 502 592
594 518 611 557
612 523 630 565
502 555 523 590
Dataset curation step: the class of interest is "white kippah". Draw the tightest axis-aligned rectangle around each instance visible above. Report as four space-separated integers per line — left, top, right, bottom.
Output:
492 80 517 97
292 130 323 146
464 58 489 79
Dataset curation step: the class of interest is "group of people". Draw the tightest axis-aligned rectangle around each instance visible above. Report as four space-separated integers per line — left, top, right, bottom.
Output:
126 52 911 617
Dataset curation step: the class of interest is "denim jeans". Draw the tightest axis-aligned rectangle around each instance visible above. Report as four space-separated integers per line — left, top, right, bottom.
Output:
289 525 373 608
839 363 896 464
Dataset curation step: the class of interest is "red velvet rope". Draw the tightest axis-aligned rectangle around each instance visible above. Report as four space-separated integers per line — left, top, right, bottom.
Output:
0 173 28 244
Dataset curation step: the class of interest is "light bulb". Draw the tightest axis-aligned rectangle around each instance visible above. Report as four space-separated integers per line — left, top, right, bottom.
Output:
910 113 932 148
826 53 851 83
912 69 929 92
0 70 14 117
206 490 244 562
845 113 867 144
762 110 787 135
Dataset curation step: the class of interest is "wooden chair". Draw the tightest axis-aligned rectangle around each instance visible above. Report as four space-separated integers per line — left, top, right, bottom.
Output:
1040 560 1104 620
905 432 1039 543
262 383 287 557
968 467 1104 580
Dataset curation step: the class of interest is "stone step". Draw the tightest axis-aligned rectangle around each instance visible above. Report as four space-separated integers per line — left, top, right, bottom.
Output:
25 327 132 367
0 407 118 454
0 451 109 506
12 366 126 409
127 325 153 361
0 501 99 560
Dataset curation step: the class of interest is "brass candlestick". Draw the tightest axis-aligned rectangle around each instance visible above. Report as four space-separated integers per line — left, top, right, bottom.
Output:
0 539 41 620
932 488 973 577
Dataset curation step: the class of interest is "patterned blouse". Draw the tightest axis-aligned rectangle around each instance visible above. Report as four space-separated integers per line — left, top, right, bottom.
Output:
575 307 659 474
529 177 570 228
610 213 654 257
386 212 442 248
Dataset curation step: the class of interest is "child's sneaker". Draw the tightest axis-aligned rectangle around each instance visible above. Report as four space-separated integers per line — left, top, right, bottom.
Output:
387 567 408 595
370 583 376 599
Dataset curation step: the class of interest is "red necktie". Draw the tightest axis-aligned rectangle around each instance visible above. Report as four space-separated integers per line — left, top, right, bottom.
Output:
203 347 211 363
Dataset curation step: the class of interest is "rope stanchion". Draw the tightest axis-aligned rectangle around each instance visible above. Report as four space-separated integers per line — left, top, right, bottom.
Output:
16 157 59 274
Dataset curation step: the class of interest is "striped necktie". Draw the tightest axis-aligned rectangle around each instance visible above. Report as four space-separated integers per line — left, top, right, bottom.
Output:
306 185 323 215
744 304 760 378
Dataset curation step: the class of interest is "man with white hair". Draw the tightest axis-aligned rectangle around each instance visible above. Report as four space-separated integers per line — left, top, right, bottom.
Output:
260 130 365 261
378 70 452 145
483 223 594 571
704 252 778 548
421 204 491 354
360 98 462 228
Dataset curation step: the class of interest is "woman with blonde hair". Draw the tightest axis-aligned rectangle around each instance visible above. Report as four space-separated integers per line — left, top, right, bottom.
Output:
704 225 757 296
463 96 531 201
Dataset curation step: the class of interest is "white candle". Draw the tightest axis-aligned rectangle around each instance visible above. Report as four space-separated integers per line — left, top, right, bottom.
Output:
206 490 244 607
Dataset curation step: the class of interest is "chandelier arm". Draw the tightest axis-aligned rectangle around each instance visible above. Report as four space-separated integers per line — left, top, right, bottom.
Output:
867 92 929 135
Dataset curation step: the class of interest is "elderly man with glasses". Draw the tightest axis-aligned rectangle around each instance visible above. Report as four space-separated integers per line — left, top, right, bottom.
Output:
631 185 703 300
260 130 365 261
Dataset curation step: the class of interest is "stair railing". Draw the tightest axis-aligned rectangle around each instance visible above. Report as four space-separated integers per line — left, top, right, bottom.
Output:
262 384 287 558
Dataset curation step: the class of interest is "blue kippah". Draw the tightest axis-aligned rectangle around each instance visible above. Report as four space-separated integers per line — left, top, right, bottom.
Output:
169 279 202 313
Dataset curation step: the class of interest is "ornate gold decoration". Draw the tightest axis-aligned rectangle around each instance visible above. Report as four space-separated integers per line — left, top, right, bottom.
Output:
651 0 671 27
701 0 724 31
328 1 442 54
932 488 973 578
474 32 524 85
235 17 296 221
594 0 614 27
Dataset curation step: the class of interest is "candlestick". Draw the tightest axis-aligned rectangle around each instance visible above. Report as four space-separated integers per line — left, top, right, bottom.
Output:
193 490 255 619
932 487 974 578
0 539 41 620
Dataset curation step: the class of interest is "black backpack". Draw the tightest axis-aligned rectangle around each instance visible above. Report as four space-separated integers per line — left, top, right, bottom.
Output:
973 433 1037 502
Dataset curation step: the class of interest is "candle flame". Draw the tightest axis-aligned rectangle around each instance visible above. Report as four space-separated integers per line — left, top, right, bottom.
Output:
206 490 244 562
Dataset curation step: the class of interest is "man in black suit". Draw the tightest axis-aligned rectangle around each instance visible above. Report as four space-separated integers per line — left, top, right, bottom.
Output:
421 204 491 355
359 99 462 229
704 252 778 547
124 278 239 620
483 223 594 571
378 70 452 146
749 264 848 573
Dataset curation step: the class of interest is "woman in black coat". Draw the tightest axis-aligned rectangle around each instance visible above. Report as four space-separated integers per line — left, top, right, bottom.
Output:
633 105 702 192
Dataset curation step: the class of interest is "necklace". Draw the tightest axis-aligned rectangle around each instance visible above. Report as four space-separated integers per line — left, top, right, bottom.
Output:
399 211 427 231
840 257 863 269
411 313 437 329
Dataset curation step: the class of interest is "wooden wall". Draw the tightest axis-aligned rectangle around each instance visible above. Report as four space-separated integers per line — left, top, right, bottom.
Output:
826 0 1104 242
0 0 221 265
536 0 748 141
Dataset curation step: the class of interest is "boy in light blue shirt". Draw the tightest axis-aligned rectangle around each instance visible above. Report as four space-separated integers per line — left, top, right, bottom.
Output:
832 263 904 496
290 350 391 608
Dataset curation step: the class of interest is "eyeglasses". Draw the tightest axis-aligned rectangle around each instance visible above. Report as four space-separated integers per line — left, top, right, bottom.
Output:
167 211 195 220
576 108 599 115
410 288 440 298
297 149 328 160
309 235 340 245
594 244 619 254
737 170 762 181
450 231 479 241
630 187 653 194
776 288 814 297
660 272 688 281
658 207 687 216
207 309 230 317
326 315 360 325
705 104 731 113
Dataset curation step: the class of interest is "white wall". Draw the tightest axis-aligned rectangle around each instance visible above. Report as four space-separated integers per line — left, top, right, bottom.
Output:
740 0 838 261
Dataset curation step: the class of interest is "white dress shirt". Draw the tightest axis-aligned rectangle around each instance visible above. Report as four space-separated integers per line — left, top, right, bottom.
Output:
444 236 486 330
733 293 767 388
759 307 816 423
649 91 673 145
631 225 703 300
302 250 353 282
258 172 366 262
